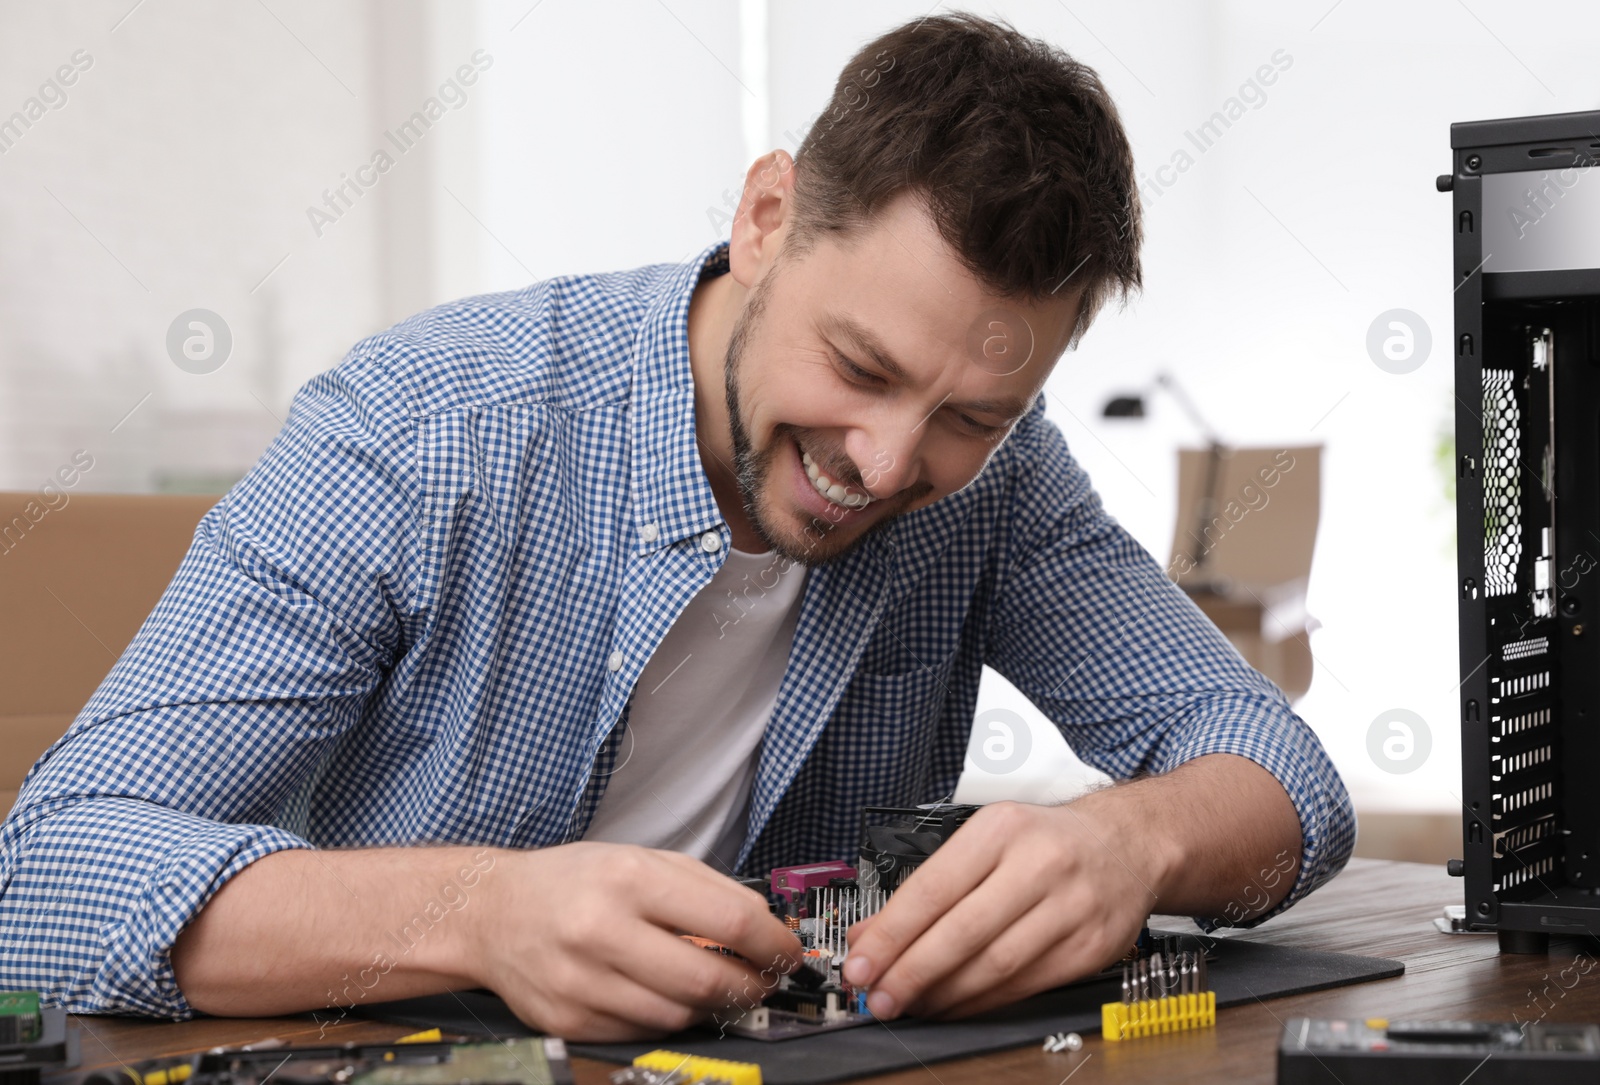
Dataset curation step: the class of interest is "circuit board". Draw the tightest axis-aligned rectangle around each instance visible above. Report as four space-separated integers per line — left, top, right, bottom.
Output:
716 998 873 1042
0 990 41 1045
690 805 1219 1042
50 1037 572 1085
351 1038 571 1085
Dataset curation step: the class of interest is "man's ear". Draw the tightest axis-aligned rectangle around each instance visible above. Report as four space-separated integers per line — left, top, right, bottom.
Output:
729 149 795 288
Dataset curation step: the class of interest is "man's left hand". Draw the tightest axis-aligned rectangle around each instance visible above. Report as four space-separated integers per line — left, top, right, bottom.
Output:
841 754 1304 1020
840 797 1161 1020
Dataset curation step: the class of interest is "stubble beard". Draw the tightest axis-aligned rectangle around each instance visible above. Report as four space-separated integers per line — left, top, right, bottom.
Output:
721 264 900 568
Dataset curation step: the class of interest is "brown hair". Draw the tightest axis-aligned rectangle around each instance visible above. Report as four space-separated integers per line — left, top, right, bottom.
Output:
787 12 1141 347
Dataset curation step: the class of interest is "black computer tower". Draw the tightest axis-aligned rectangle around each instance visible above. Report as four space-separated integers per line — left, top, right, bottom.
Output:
1452 109 1600 950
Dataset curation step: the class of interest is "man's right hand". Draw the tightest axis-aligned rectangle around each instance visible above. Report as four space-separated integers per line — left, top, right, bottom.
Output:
471 842 804 1040
172 841 802 1043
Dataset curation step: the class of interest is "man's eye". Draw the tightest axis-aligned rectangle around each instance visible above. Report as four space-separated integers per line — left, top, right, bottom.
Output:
956 413 1004 437
835 355 880 385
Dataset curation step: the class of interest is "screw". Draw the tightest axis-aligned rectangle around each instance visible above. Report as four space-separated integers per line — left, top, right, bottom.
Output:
1562 596 1581 615
1466 154 1482 171
1575 624 1585 637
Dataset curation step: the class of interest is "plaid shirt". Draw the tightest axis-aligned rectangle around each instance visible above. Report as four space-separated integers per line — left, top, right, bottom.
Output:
0 241 1354 1018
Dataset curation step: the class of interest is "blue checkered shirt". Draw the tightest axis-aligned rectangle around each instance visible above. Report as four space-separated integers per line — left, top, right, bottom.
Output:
0 241 1354 1018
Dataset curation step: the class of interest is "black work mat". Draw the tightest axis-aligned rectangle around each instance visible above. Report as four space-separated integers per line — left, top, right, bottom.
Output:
356 935 1402 1084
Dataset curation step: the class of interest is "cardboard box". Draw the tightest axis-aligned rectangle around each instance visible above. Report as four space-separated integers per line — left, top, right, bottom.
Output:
1186 590 1315 702
0 492 214 818
1168 446 1322 702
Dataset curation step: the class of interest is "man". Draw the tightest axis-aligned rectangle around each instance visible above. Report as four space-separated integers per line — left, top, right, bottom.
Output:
0 13 1353 1040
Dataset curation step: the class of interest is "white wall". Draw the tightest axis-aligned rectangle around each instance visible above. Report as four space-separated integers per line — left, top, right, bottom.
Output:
6 0 1598 814
473 0 746 283
934 0 1600 819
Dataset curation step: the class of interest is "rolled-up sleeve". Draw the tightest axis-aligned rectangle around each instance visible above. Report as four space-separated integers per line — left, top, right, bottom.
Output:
0 352 420 1016
983 407 1355 928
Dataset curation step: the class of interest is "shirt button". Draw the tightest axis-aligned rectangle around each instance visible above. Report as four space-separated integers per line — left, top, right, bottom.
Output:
607 650 624 672
640 523 659 542
701 531 722 553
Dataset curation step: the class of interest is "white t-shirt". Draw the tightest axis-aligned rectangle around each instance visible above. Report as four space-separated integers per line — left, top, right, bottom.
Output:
582 545 808 871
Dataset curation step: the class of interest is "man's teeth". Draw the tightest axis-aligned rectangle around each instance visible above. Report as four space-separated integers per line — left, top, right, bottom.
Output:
801 447 872 508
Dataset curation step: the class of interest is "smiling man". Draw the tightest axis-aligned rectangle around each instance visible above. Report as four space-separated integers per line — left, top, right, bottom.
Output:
0 13 1353 1039
690 185 1073 561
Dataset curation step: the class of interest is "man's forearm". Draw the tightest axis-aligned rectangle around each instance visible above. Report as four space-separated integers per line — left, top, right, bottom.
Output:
170 846 494 1019
1069 752 1304 923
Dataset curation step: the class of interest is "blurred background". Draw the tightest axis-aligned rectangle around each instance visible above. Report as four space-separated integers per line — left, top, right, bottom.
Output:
4 0 1592 865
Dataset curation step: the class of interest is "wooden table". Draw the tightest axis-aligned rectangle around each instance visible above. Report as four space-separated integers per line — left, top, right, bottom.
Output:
66 859 1600 1083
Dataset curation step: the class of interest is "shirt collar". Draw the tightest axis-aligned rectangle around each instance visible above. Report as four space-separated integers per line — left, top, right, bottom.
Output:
628 240 734 554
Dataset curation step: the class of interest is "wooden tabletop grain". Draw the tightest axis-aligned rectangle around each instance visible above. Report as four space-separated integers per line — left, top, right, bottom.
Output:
65 858 1600 1084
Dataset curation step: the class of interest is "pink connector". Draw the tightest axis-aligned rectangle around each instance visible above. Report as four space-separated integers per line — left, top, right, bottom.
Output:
771 861 857 912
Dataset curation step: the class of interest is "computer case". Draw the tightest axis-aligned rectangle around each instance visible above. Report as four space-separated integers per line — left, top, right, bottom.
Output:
1451 108 1600 951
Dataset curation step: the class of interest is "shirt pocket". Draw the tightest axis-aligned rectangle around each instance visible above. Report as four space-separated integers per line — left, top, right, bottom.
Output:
819 651 959 802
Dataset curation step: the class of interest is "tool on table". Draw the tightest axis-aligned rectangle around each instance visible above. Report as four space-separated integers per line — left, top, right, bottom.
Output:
1101 939 1215 1042
608 1050 761 1084
2 996 77 1085
1278 1017 1600 1083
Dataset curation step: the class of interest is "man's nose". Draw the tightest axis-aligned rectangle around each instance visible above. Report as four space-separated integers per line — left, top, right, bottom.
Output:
847 423 921 501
